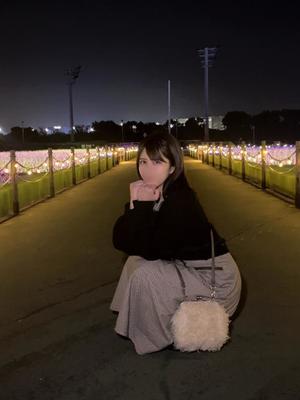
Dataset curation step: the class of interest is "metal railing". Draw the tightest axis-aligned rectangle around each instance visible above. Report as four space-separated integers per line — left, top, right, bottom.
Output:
0 144 138 222
188 141 300 208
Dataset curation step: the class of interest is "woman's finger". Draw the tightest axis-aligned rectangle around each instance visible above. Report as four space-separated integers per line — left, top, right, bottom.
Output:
130 180 143 188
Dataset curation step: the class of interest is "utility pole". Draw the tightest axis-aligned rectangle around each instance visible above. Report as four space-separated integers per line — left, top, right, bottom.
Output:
65 66 82 143
197 47 217 142
168 79 171 134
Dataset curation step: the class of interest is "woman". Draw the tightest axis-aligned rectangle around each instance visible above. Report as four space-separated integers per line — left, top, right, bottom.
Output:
110 132 241 355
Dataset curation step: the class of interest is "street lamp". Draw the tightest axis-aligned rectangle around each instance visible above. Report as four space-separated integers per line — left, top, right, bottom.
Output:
65 65 82 143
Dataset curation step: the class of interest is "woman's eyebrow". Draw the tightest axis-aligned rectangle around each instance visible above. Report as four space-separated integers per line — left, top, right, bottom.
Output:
140 157 165 162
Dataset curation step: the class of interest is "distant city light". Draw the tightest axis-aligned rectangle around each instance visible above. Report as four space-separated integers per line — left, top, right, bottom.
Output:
54 125 62 129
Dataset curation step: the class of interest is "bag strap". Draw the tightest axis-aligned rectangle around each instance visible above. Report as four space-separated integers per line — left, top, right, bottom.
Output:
210 228 216 299
174 228 216 300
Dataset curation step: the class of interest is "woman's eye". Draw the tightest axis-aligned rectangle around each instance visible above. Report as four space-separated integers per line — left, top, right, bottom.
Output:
139 160 161 164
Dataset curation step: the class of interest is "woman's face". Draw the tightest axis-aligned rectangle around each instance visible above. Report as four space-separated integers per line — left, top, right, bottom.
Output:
138 149 175 188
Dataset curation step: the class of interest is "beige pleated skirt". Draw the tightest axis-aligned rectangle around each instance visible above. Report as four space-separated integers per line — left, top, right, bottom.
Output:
110 253 241 355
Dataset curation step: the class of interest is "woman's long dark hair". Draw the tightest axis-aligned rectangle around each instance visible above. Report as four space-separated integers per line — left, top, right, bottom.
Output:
136 132 193 198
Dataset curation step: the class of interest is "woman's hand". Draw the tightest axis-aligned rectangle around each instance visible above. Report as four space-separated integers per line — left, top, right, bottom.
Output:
130 180 161 205
129 180 145 202
137 183 161 201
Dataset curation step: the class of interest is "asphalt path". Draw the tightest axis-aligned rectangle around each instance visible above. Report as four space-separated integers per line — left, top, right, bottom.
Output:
0 157 299 399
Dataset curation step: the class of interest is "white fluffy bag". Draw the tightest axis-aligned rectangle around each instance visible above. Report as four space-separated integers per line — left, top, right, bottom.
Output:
170 229 230 352
170 298 230 352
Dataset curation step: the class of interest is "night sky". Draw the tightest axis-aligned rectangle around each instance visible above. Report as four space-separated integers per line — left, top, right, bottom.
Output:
1 1 300 132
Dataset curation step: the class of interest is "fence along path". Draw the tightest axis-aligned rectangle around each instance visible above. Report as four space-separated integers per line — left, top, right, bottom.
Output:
189 140 300 207
0 145 138 222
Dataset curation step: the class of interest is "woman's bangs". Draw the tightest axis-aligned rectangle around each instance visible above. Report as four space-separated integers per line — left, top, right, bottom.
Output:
145 144 167 162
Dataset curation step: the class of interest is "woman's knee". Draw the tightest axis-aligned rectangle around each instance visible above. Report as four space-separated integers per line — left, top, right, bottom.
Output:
131 260 159 282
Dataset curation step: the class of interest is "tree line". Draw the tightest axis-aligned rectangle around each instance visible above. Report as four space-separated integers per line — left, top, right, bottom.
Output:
222 109 300 143
1 109 300 150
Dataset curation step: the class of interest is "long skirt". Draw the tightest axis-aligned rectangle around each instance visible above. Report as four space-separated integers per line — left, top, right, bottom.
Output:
109 252 242 355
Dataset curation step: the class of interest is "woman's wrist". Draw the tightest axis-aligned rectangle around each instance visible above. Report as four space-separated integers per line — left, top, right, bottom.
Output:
129 198 156 209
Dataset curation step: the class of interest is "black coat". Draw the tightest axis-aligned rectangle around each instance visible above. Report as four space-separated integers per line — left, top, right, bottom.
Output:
112 182 229 261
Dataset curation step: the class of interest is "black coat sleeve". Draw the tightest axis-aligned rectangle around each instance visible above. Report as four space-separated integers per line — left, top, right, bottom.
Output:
112 190 215 261
112 200 157 258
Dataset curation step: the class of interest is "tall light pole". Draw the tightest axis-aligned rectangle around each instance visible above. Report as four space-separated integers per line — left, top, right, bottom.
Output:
168 80 171 134
120 120 124 142
21 120 25 145
251 125 256 144
65 65 82 143
197 47 217 142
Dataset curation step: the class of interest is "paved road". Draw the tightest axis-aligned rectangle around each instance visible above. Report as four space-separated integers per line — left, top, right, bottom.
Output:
0 157 299 400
